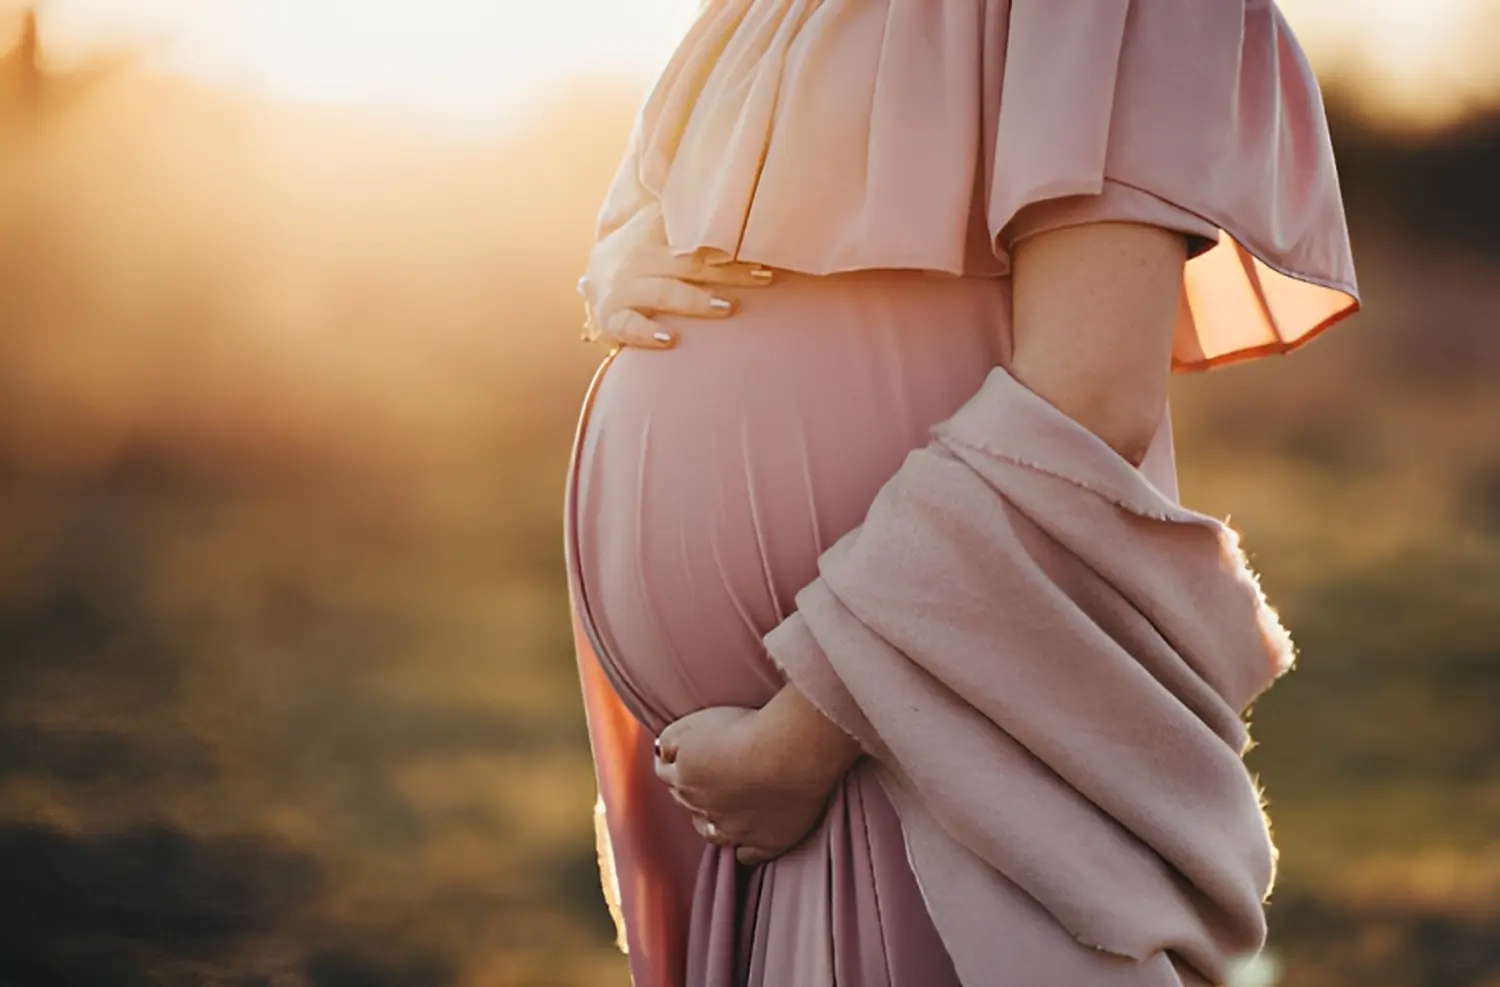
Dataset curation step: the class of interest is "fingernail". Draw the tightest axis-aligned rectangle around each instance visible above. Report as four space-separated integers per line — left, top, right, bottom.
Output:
749 268 774 281
709 297 732 312
653 331 675 344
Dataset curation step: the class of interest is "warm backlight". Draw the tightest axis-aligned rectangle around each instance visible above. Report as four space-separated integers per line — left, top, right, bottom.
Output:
23 0 700 128
14 0 1500 132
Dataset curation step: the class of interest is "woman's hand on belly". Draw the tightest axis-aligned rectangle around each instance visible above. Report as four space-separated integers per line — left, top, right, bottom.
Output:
654 705 835 866
578 199 773 349
654 692 862 865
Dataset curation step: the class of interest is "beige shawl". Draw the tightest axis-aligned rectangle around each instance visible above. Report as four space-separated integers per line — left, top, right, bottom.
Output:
763 366 1295 986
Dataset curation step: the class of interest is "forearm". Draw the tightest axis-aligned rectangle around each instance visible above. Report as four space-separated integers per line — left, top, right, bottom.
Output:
755 680 864 790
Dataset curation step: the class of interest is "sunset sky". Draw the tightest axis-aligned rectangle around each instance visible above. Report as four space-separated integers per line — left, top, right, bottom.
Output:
9 0 1500 130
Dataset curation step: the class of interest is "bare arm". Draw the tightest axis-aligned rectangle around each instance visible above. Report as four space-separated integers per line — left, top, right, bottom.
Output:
660 221 1188 864
1010 221 1185 466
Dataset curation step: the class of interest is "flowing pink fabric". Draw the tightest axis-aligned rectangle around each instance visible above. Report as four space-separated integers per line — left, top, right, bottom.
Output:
599 0 1359 371
566 2 1361 985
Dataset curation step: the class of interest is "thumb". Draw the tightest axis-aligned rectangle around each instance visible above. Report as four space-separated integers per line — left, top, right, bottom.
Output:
655 724 683 764
653 752 679 788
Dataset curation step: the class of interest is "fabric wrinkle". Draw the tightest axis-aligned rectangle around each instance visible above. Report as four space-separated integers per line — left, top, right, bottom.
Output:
738 411 788 627
632 416 705 721
790 423 825 565
854 780 898 987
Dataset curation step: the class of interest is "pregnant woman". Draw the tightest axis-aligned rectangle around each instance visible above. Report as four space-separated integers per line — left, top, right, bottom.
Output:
563 2 1359 985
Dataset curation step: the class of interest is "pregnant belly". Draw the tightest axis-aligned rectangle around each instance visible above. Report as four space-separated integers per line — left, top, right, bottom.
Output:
573 270 1010 723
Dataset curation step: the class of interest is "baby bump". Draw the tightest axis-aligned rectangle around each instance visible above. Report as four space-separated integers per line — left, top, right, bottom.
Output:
573 270 1009 721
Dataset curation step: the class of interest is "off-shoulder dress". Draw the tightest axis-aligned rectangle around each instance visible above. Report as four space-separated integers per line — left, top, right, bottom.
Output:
562 3 1359 985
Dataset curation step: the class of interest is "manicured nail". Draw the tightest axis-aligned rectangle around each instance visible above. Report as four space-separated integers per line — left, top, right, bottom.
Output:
653 331 674 343
709 297 732 312
749 268 773 281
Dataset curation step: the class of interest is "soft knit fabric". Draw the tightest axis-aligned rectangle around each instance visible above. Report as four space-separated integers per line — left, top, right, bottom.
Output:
761 364 1294 986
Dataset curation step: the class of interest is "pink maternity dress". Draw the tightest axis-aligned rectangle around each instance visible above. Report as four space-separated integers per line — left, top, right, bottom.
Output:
562 2 1359 985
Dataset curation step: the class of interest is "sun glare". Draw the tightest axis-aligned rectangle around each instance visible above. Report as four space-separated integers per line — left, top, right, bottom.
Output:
16 0 1500 132
30 0 700 129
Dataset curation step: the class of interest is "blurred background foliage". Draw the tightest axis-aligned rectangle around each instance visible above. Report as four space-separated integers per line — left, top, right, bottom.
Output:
0 2 1496 985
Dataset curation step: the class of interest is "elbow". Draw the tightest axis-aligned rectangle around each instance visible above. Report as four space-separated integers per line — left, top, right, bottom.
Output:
1113 431 1157 469
1010 344 1171 469
1072 389 1165 468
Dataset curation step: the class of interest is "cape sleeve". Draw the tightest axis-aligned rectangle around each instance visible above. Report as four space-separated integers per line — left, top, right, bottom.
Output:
980 0 1360 370
1003 179 1222 263
615 0 1360 372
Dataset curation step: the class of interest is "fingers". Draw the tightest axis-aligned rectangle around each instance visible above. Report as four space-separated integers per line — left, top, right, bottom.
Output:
591 273 743 350
652 748 679 788
692 814 734 847
735 845 774 866
603 309 676 349
654 725 682 764
615 276 736 319
652 730 694 810
580 251 772 350
666 785 705 816
643 249 772 288
679 259 776 289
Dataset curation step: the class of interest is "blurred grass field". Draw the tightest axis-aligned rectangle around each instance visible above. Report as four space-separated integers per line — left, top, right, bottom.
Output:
0 40 1497 987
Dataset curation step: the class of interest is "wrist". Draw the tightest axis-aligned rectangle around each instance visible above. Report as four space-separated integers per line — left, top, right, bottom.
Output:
751 684 863 792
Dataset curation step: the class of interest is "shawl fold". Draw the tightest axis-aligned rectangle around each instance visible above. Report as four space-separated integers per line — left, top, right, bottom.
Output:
598 0 1361 371
763 366 1295 986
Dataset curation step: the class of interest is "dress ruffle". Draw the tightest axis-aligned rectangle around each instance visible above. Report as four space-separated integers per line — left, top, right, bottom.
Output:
598 0 1360 372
